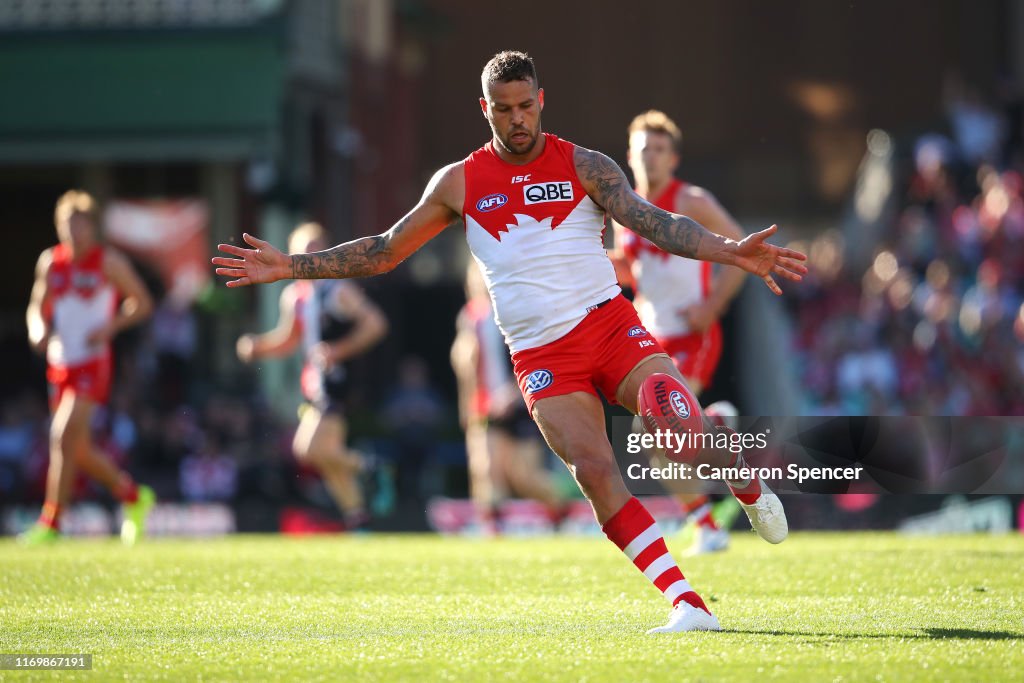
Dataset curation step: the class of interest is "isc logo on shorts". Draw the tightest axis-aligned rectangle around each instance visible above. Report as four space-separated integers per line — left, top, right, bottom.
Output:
668 390 690 419
523 181 573 205
627 326 648 337
525 369 554 393
477 193 508 212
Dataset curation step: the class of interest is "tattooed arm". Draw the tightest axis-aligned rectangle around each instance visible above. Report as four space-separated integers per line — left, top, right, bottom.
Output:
213 162 464 286
576 146 807 294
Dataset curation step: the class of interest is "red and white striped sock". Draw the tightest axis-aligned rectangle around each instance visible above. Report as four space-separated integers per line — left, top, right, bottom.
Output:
679 495 719 529
602 497 709 614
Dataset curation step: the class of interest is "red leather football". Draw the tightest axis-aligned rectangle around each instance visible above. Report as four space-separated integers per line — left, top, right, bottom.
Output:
637 373 706 463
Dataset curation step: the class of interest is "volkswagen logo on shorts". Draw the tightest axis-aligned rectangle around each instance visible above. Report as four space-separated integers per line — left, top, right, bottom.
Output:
669 390 690 419
627 326 648 337
525 369 553 393
476 193 508 212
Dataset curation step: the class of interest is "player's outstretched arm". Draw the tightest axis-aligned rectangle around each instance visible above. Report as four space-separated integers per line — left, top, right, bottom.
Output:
213 163 463 288
575 147 808 294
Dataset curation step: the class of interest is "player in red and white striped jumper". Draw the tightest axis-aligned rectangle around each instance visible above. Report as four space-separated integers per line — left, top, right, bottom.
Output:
214 51 806 632
611 111 749 556
21 190 155 545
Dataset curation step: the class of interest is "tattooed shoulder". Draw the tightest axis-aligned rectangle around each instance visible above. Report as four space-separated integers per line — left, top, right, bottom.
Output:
574 147 631 212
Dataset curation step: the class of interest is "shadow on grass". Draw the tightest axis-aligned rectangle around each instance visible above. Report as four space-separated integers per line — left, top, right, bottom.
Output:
727 628 1023 641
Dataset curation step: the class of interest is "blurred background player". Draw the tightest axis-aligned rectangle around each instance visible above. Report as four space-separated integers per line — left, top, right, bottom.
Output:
236 222 388 530
21 190 155 545
611 111 749 555
451 261 565 534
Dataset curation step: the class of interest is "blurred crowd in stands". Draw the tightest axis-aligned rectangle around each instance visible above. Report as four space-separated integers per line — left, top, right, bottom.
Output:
792 78 1024 416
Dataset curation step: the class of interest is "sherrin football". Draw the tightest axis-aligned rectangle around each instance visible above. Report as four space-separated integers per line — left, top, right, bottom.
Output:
637 372 705 463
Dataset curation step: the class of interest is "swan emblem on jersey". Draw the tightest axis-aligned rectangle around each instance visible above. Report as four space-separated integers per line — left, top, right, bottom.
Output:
525 369 553 393
476 213 556 242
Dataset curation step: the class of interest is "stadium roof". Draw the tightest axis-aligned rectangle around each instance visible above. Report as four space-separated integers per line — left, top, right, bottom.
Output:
0 0 283 31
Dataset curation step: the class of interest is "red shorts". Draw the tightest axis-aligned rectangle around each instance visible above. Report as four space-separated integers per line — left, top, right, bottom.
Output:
511 294 666 414
659 323 723 391
47 355 112 410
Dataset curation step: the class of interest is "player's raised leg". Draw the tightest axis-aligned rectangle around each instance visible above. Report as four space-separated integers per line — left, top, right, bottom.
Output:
532 391 719 632
616 355 788 544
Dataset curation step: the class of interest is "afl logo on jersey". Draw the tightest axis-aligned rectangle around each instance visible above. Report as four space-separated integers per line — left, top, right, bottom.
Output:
668 390 690 419
525 369 553 393
523 181 574 205
627 326 648 338
476 193 508 212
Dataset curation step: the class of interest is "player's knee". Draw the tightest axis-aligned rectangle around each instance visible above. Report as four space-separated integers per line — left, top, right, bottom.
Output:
52 423 86 455
568 447 619 497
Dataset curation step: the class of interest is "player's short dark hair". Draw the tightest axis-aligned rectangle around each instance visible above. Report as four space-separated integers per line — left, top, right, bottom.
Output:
481 50 538 94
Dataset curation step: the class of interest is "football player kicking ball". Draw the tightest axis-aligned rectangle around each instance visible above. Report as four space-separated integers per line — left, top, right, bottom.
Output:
214 51 807 632
611 110 750 556
21 190 155 546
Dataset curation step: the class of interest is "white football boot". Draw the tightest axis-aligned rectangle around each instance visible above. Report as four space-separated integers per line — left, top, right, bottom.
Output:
646 602 722 634
684 525 730 556
738 479 788 544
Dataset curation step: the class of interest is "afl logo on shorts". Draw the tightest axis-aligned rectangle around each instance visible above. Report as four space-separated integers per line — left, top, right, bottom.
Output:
476 193 508 212
668 390 690 419
627 326 648 337
525 369 553 393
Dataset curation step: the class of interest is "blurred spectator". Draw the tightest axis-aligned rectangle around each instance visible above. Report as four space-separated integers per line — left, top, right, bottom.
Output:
150 298 198 408
944 74 1007 166
180 435 239 502
381 356 445 501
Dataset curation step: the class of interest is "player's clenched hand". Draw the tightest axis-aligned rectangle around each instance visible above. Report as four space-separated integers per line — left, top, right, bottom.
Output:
729 225 808 295
212 233 291 287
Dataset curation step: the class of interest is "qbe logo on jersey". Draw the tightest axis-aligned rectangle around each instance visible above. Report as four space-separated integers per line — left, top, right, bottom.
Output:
525 369 554 393
668 390 690 419
523 181 574 205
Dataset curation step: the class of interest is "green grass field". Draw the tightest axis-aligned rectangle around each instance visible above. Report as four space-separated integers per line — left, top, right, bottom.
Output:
1 532 1022 682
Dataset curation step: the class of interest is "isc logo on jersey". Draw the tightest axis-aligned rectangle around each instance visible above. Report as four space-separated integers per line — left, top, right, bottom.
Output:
477 193 508 212
523 181 573 205
525 369 553 393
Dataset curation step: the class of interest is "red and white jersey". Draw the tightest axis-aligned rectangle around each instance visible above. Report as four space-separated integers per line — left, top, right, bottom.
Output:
620 179 711 339
45 244 117 369
462 134 620 353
